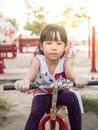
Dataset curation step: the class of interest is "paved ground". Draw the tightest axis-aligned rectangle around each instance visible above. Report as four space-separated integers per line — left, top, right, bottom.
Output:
0 53 33 80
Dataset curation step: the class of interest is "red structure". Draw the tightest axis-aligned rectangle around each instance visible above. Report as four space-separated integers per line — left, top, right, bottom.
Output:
18 37 39 53
0 56 4 74
0 44 17 59
0 43 17 74
90 26 97 72
38 113 68 130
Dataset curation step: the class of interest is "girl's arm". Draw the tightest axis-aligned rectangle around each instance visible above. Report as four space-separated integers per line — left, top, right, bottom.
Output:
15 56 40 92
23 56 40 82
64 58 89 87
64 58 76 82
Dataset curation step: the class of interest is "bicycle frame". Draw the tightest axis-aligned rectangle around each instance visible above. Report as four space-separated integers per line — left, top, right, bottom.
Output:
3 80 98 130
38 82 68 130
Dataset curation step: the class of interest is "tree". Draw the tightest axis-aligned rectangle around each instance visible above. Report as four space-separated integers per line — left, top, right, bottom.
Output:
57 6 88 28
0 13 4 18
24 1 88 34
24 0 47 35
0 13 18 31
6 18 19 31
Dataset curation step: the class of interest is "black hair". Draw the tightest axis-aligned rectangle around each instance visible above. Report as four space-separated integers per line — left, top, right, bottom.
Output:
37 24 68 55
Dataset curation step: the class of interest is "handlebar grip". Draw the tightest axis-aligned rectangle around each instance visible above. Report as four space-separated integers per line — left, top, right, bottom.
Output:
87 81 98 85
3 84 39 91
3 85 16 90
73 80 98 86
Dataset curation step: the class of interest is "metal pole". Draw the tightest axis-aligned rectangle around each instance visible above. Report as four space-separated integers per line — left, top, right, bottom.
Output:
90 26 97 72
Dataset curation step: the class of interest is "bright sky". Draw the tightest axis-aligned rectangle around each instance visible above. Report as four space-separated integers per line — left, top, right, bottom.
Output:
0 0 98 38
0 0 26 25
0 0 88 25
0 0 97 24
0 0 97 22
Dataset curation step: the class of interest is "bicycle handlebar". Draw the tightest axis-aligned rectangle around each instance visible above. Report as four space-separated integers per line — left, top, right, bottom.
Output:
3 80 98 91
3 82 54 90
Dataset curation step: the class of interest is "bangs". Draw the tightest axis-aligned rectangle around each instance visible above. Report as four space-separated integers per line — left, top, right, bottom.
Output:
44 31 61 41
40 24 68 43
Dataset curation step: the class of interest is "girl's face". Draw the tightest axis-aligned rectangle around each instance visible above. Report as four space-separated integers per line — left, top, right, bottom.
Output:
40 32 66 62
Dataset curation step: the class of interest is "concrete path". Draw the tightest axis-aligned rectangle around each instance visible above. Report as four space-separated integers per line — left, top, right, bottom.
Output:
0 50 98 81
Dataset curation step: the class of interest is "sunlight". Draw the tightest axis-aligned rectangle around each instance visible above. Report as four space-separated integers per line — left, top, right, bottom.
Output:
0 0 90 24
0 0 98 34
0 0 97 24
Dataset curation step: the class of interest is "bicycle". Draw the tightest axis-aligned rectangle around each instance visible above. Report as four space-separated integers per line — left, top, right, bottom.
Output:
3 80 98 130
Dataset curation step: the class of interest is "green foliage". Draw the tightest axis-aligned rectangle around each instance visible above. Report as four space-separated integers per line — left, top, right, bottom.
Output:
24 1 47 35
61 6 88 28
6 18 19 31
0 14 18 31
82 96 98 114
24 1 88 34
24 20 46 35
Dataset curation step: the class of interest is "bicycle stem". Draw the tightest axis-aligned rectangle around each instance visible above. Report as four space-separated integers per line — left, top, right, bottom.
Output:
50 82 59 120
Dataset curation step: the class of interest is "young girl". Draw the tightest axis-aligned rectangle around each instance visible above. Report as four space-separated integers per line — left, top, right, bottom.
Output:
15 24 88 130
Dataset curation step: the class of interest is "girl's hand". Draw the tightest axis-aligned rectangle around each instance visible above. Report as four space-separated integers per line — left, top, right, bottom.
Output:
15 79 30 93
74 76 89 88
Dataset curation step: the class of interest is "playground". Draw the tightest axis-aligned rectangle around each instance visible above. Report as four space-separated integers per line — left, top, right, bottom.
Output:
0 49 98 130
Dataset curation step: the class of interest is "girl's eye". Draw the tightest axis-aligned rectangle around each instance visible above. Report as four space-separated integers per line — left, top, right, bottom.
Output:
46 42 52 44
57 42 63 45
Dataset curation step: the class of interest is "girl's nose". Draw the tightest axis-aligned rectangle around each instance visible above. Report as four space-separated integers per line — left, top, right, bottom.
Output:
52 42 57 49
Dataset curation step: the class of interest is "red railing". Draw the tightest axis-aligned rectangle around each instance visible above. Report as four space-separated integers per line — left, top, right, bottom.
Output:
18 37 39 53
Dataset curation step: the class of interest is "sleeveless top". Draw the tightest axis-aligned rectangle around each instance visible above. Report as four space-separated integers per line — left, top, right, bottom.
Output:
33 54 66 96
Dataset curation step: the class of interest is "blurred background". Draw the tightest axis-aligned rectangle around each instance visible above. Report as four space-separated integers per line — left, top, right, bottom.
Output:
0 0 98 71
0 0 97 44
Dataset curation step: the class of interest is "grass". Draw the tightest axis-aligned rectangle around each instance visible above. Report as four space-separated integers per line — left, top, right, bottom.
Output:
82 96 98 114
0 99 9 125
0 99 9 110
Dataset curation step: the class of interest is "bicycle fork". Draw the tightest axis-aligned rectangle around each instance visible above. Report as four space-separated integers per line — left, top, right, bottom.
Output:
38 82 68 130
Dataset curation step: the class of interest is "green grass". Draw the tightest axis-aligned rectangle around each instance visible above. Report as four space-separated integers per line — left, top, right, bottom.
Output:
0 99 9 125
0 99 9 110
82 96 98 114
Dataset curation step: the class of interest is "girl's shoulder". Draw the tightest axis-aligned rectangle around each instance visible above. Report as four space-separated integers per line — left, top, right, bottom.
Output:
31 55 41 65
31 54 44 65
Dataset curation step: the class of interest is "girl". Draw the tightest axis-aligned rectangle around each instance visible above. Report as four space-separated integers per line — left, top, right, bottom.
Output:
15 24 88 130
